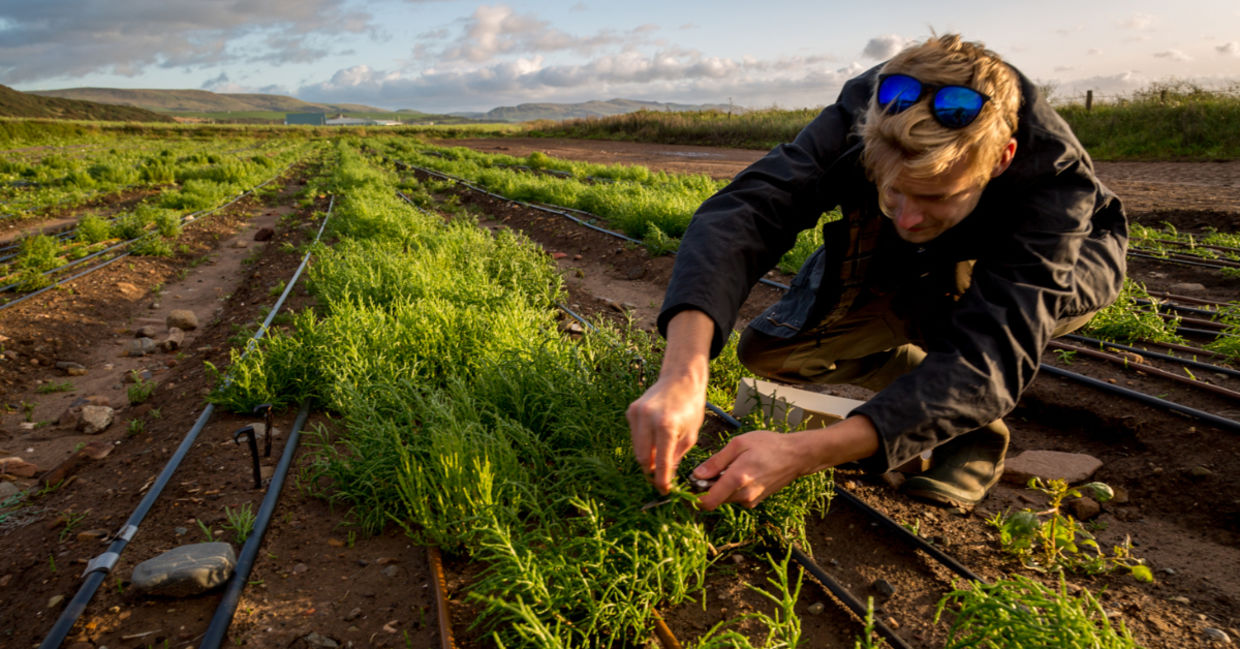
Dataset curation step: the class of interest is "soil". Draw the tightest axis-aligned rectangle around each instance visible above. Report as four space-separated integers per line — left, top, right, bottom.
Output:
1 137 1238 649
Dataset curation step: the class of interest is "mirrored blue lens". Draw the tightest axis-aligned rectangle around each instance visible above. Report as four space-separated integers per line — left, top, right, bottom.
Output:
877 75 922 112
932 86 986 128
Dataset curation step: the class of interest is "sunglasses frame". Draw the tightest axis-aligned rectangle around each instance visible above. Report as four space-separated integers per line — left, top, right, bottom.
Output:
876 73 991 129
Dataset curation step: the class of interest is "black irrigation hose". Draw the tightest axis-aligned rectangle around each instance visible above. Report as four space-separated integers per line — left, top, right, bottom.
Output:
1128 249 1240 270
1135 298 1220 319
397 160 791 292
199 400 312 649
788 544 915 649
1063 333 1240 380
36 195 334 649
1039 364 1240 433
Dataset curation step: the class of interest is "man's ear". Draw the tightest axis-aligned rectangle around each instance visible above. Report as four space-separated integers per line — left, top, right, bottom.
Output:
991 138 1017 178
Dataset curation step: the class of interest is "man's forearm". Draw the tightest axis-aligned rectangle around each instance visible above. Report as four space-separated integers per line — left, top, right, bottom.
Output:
660 309 714 385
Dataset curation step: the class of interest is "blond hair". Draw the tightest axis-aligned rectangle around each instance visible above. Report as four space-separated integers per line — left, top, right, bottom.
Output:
860 34 1021 200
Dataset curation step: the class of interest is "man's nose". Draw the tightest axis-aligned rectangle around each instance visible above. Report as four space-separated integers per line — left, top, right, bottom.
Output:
895 198 924 230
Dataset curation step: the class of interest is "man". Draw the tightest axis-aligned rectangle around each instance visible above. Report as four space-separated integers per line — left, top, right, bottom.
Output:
626 34 1127 509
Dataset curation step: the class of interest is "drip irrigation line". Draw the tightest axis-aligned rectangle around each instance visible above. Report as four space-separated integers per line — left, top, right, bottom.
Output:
787 544 914 649
0 160 302 310
1179 325 1239 340
1048 340 1240 401
1128 249 1239 270
1039 364 1240 433
1135 308 1227 331
398 161 791 292
1132 337 1231 361
1063 333 1240 380
199 400 312 649
1146 290 1230 308
36 196 335 649
1139 236 1240 256
1135 298 1219 319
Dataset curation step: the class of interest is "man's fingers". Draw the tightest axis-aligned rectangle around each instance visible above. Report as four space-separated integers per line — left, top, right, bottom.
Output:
693 437 744 480
696 468 747 511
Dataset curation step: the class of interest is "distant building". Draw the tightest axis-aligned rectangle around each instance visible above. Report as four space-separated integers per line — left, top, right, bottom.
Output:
325 116 373 126
284 113 326 126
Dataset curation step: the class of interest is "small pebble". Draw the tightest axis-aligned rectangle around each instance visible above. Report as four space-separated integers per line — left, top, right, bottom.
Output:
1203 628 1231 644
47 595 65 608
807 602 825 615
1170 596 1191 605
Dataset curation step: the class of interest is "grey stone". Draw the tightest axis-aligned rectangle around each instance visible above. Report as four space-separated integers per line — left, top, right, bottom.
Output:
1003 450 1102 485
127 338 156 357
299 632 339 648
166 310 199 331
1204 628 1231 644
78 406 115 434
873 579 896 598
131 542 236 597
807 602 825 615
135 326 159 339
159 327 185 352
0 481 21 501
55 361 87 376
1189 465 1214 479
1169 282 1207 294
381 565 399 578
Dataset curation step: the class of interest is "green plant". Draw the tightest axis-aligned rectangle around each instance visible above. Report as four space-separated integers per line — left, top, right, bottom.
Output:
127 373 156 405
21 400 35 422
224 504 257 543
1052 349 1077 364
935 575 1142 648
58 510 88 543
127 418 146 436
36 381 74 394
989 479 1152 581
196 518 217 542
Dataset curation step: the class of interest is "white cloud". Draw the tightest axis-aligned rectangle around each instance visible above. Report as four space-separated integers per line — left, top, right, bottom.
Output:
1154 49 1192 62
861 35 908 60
0 0 371 84
299 49 858 112
1218 42 1240 56
434 5 646 64
1123 13 1155 30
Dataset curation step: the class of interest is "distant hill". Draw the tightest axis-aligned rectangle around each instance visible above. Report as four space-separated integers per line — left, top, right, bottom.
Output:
28 87 389 115
0 84 173 122
450 98 743 123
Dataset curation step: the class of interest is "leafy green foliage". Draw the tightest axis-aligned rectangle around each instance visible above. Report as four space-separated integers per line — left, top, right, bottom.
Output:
988 479 1151 582
1082 278 1183 344
936 575 1143 649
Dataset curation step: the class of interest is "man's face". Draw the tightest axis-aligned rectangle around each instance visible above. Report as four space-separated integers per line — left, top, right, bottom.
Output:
880 156 988 244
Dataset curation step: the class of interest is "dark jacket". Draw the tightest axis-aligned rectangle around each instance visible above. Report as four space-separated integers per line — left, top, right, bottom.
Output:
658 65 1128 473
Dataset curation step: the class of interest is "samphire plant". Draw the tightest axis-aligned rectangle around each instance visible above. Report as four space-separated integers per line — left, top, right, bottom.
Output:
935 575 1143 649
988 478 1153 582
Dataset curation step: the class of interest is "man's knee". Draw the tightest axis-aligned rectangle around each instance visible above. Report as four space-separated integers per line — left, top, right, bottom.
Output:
736 326 786 379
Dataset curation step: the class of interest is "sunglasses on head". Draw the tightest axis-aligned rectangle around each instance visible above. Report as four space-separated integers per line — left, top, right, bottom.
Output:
876 73 990 129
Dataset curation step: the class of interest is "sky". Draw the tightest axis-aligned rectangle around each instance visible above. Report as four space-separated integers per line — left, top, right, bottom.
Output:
1 1 1238 114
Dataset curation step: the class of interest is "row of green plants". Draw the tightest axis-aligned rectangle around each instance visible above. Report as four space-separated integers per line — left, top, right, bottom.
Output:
1128 222 1240 266
0 135 301 220
203 141 1150 648
374 138 834 273
0 142 320 291
1078 276 1240 363
209 141 834 647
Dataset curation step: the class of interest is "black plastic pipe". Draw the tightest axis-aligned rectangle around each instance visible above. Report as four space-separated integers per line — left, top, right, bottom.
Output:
1062 333 1240 380
1039 364 1240 433
787 544 914 649
36 193 333 649
198 400 312 649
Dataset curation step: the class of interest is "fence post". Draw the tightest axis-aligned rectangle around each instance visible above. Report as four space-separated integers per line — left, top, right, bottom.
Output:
1085 90 1093 111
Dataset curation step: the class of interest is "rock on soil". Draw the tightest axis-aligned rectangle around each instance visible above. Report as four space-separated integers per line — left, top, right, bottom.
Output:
1002 450 1102 484
78 405 114 434
131 542 236 597
166 309 199 330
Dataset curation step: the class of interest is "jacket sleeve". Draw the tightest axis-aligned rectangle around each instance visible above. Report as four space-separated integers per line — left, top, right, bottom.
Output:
658 74 875 357
852 96 1127 473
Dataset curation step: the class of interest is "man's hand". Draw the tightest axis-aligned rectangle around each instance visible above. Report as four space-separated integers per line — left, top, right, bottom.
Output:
627 310 714 494
692 415 881 510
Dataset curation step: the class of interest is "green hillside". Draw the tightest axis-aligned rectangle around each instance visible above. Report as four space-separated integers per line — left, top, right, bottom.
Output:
27 87 385 115
451 98 739 122
0 85 173 122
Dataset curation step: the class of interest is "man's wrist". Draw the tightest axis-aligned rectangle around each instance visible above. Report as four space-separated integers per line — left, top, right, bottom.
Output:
793 415 881 476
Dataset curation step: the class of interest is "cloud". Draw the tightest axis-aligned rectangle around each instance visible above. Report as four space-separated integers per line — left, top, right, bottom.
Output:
1154 49 1192 62
1123 13 1155 30
0 0 371 84
1218 42 1240 56
434 5 648 64
299 49 858 112
861 35 908 60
